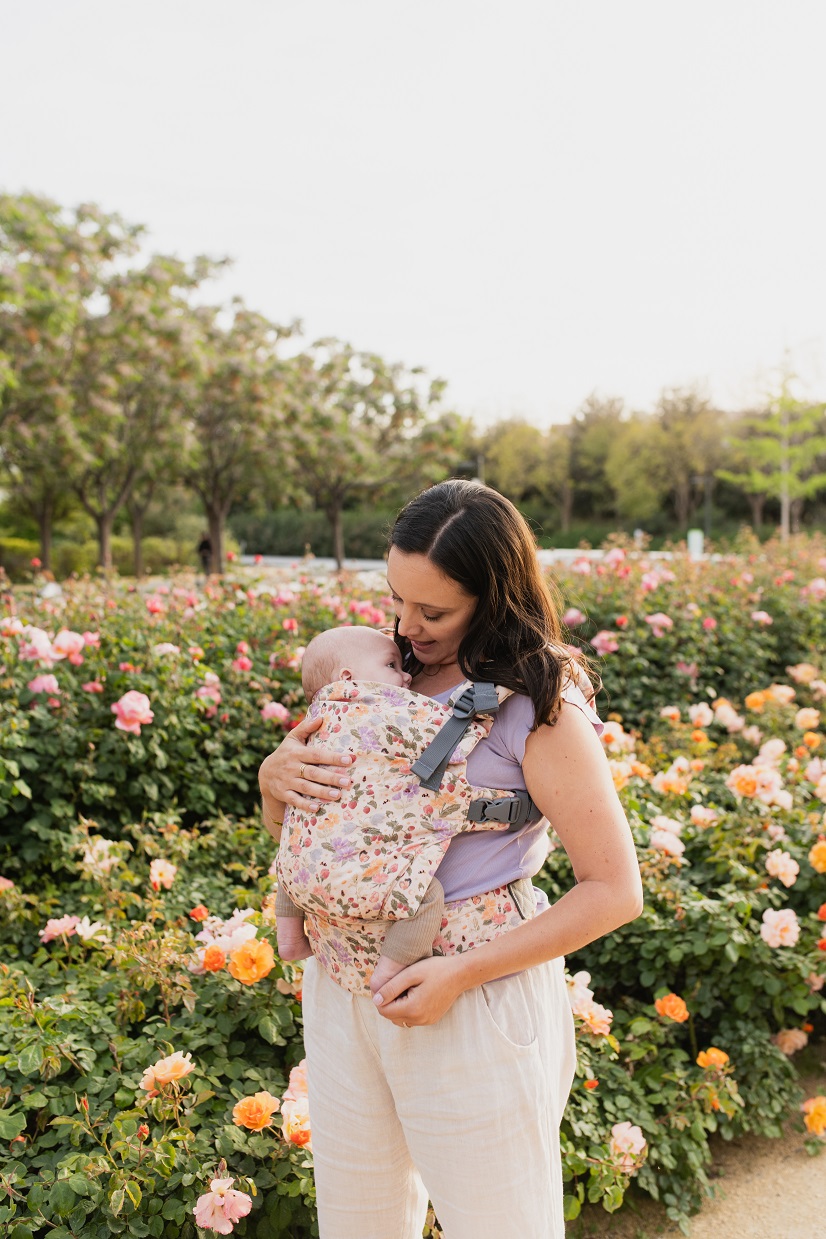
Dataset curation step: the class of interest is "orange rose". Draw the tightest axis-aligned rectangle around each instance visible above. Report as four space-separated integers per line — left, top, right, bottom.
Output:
696 1047 729 1069
232 1091 280 1130
655 993 689 1023
202 945 227 972
744 691 767 712
809 840 826 875
801 1095 826 1137
803 732 821 749
817 904 826 922
189 905 209 922
583 1078 599 1090
630 761 653 779
228 937 275 985
690 730 707 744
139 1050 194 1091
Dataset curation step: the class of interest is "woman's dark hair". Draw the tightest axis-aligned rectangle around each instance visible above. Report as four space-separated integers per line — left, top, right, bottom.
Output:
389 479 593 728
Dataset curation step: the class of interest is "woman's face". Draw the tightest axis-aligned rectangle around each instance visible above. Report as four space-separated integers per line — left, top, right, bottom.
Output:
386 547 477 668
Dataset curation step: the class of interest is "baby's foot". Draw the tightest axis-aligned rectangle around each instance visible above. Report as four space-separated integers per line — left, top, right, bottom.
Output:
277 919 312 962
369 953 406 996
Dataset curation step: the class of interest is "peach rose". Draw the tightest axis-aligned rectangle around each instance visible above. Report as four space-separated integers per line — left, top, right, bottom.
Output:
801 1095 826 1137
609 1120 646 1171
696 1047 730 1069
140 1050 194 1091
281 1095 312 1149
202 945 227 972
283 1059 308 1102
787 663 818 684
760 907 800 947
765 849 800 888
765 683 796 704
726 764 759 797
228 937 275 985
232 1091 281 1130
655 993 689 1023
796 707 822 731
744 691 767 712
773 1028 808 1056
808 840 826 874
149 858 177 891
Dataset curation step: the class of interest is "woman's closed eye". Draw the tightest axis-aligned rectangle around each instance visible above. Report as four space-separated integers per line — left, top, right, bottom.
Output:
389 592 443 624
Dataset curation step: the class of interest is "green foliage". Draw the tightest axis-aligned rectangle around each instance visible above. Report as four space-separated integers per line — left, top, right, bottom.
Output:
1 545 825 1234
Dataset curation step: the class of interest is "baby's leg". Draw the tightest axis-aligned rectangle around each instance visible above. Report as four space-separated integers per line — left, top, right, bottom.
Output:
276 915 312 961
275 887 311 960
369 879 445 995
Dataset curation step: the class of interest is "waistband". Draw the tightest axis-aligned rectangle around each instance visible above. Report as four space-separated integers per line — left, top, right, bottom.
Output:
303 878 538 997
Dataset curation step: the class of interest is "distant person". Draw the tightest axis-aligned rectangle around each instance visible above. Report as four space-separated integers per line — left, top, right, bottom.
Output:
197 533 212 574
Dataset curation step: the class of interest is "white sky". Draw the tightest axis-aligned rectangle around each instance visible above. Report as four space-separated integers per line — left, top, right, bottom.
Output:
3 0 825 426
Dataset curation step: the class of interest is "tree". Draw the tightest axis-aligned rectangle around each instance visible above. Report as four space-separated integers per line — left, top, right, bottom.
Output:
567 395 625 521
718 385 826 540
604 414 671 524
283 340 451 567
652 389 726 530
481 418 548 504
0 193 141 566
70 254 212 570
183 303 293 573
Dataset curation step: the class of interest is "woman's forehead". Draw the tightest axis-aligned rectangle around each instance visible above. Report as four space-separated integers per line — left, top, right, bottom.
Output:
386 547 474 605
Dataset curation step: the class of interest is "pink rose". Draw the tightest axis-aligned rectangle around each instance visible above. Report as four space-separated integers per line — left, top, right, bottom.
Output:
51 629 85 665
765 849 800 888
193 1178 252 1234
81 681 104 693
40 915 81 943
232 656 253 672
82 631 101 648
591 630 619 656
702 616 717 630
562 608 586 627
111 690 154 735
645 612 673 638
18 626 54 664
146 595 165 615
28 674 60 695
261 701 291 724
751 610 773 625
760 907 800 948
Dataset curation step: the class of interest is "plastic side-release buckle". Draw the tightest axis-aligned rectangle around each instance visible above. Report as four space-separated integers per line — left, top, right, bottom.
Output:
467 792 537 832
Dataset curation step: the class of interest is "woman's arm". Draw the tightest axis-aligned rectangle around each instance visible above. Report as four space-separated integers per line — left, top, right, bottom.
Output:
258 713 354 834
375 700 643 1025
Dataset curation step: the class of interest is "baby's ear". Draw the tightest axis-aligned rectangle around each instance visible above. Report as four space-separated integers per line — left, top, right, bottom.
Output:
339 667 353 681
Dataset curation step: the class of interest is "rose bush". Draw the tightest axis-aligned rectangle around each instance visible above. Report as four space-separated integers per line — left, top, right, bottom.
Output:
0 540 824 1234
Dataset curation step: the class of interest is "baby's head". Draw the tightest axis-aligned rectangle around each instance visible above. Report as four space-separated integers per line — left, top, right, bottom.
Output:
301 626 412 701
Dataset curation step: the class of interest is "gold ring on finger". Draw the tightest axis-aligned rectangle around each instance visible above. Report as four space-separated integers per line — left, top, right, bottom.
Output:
299 762 306 780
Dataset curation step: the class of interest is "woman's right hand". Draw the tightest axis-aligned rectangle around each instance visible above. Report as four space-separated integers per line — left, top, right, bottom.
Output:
258 714 353 815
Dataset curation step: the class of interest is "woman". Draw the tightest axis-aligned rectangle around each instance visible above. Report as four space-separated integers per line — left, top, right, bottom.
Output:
259 480 642 1239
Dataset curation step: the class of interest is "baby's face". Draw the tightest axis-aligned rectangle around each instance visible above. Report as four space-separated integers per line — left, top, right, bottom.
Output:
342 633 412 689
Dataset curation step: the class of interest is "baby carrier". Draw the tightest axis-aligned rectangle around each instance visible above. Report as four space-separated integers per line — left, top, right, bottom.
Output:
276 680 540 923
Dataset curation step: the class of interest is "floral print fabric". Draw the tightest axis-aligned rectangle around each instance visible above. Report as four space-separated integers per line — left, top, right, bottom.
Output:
277 680 516 926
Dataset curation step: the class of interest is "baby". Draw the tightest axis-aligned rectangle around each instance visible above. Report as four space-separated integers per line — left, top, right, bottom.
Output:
274 626 515 993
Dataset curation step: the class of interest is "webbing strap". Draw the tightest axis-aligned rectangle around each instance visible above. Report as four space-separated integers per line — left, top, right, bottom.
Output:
411 682 500 791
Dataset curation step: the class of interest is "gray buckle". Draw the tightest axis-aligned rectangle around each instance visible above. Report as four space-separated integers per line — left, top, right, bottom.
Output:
467 793 535 831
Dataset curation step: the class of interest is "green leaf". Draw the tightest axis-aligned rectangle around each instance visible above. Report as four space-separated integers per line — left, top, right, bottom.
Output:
563 1195 581 1220
0 1111 25 1140
49 1180 77 1218
16 1044 42 1076
110 1187 125 1216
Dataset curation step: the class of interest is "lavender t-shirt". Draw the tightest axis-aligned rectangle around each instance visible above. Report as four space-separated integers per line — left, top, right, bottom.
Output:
432 680 604 902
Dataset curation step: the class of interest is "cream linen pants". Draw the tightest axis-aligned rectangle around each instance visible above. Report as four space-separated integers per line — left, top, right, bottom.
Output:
301 952 576 1239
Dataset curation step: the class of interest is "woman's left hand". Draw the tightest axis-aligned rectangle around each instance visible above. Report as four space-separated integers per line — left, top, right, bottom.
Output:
372 955 466 1027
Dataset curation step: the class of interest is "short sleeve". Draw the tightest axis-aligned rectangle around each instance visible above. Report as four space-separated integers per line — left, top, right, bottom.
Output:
560 676 604 737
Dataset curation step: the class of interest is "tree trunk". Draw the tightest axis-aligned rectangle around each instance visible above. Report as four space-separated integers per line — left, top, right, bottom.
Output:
747 492 765 531
96 512 115 573
790 497 803 535
206 506 224 574
674 481 691 530
328 504 345 569
559 486 573 534
131 508 145 578
37 505 53 572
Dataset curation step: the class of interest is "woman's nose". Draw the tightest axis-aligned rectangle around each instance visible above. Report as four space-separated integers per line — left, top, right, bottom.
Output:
397 609 416 637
